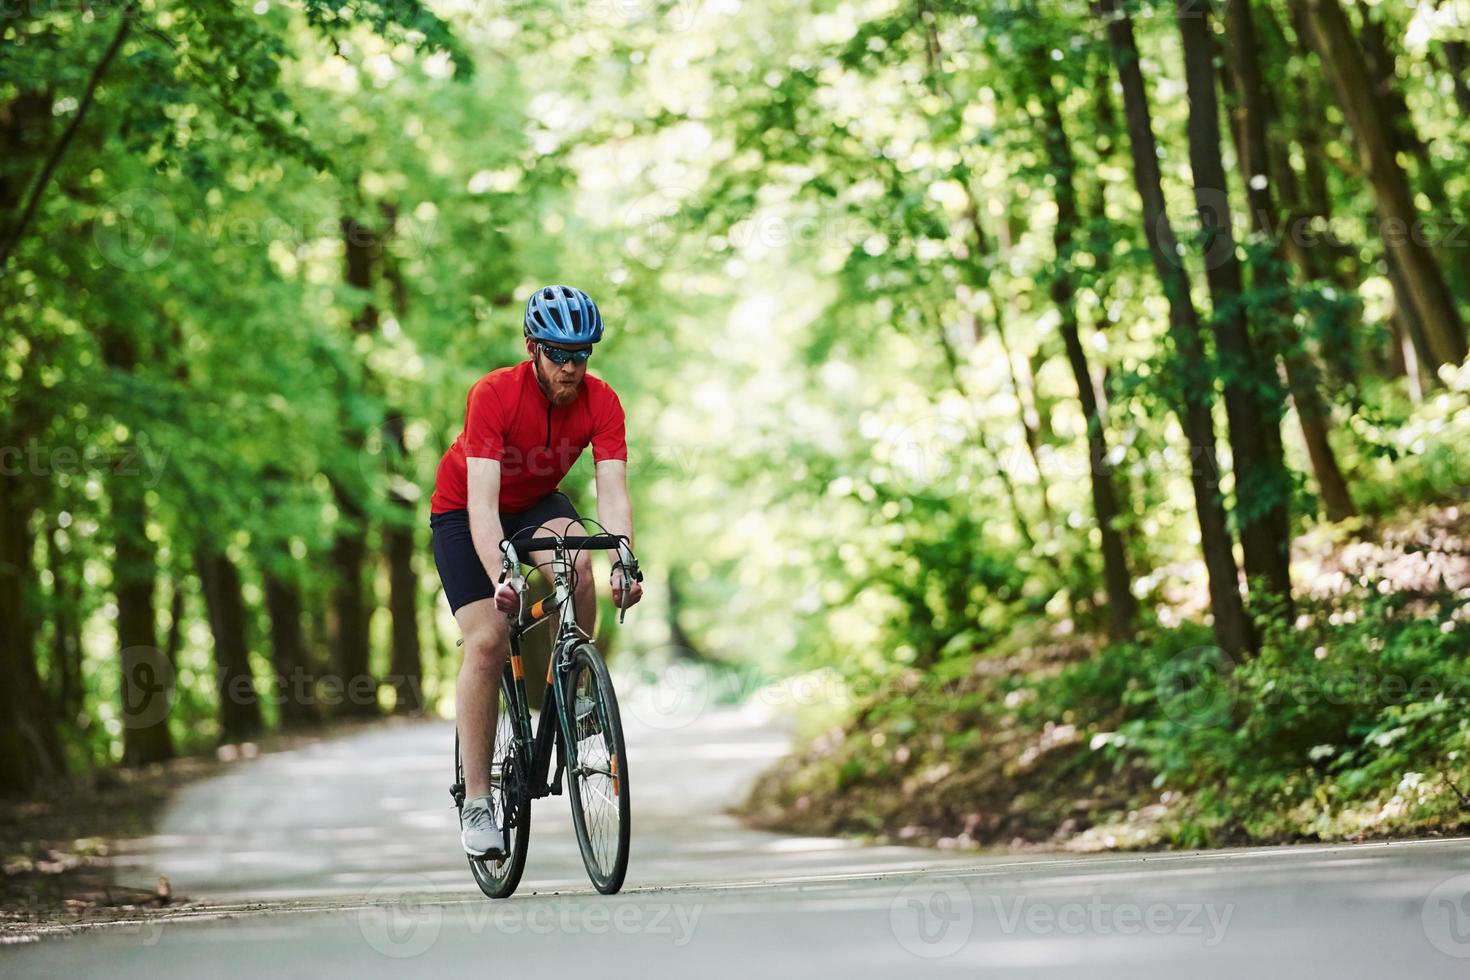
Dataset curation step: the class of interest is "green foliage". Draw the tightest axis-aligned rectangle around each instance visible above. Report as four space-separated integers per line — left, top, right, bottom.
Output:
4 0 1470 847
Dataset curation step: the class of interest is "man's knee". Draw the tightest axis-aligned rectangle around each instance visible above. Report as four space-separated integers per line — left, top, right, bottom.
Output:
572 551 594 589
462 624 509 670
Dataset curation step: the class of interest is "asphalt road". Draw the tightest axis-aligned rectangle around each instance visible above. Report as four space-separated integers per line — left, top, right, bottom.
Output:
109 697 980 900
6 695 1470 978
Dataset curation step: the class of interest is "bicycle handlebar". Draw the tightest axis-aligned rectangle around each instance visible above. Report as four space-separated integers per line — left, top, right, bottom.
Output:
504 534 628 554
498 534 641 625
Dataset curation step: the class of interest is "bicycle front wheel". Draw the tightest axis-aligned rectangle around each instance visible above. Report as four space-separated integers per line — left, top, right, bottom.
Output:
562 642 631 894
458 663 531 899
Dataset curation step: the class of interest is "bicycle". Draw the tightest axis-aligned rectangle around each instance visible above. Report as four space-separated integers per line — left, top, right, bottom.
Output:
450 529 642 898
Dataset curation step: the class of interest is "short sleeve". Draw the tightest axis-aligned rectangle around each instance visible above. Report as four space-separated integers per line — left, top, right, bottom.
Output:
461 377 509 460
590 385 628 463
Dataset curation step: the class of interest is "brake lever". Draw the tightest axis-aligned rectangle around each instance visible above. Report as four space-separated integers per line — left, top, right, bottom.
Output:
613 539 640 625
499 543 527 620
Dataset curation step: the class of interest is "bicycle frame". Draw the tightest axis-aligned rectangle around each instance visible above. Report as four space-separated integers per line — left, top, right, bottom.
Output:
500 538 608 802
450 530 640 896
451 531 638 813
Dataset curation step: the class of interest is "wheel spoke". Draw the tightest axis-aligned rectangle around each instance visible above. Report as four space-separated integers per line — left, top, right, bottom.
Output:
565 648 626 892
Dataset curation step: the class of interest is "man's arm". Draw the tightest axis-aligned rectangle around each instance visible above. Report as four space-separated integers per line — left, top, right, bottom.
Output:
595 459 642 608
594 458 634 547
466 457 506 579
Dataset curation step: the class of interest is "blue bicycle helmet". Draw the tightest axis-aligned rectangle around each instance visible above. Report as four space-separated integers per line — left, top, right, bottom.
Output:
523 285 604 344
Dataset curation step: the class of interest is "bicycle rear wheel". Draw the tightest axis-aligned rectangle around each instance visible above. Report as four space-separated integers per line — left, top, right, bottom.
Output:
457 663 531 899
562 641 630 894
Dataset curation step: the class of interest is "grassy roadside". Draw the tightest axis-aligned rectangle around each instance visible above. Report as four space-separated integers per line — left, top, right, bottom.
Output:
739 504 1470 853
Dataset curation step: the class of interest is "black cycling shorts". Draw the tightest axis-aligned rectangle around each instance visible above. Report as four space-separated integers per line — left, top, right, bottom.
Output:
429 491 582 614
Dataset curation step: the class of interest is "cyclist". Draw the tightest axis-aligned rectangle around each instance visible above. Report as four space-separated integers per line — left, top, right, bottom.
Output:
428 284 643 859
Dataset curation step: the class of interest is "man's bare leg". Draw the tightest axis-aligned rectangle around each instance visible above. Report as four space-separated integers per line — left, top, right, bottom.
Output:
455 597 510 798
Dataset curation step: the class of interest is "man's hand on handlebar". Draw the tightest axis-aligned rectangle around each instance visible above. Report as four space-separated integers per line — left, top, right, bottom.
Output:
493 580 519 614
611 565 643 609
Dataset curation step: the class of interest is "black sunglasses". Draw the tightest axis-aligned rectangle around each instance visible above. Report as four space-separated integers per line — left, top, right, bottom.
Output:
537 342 593 366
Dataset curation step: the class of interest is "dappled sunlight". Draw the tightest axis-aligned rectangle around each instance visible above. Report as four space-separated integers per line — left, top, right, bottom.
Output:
4 0 1470 947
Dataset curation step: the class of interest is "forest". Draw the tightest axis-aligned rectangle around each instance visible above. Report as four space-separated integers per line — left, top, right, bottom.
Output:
3 0 1469 847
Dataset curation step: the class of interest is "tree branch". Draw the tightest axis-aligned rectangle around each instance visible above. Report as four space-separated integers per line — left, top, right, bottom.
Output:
0 1 139 274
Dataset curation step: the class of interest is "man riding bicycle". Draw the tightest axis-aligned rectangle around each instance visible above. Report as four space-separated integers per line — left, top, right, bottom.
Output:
429 284 643 859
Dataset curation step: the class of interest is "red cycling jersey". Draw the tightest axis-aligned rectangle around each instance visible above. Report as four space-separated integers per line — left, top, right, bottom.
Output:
430 359 627 514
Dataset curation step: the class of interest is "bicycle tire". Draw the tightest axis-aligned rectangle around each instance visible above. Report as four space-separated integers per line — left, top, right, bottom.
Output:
457 664 531 899
562 641 631 894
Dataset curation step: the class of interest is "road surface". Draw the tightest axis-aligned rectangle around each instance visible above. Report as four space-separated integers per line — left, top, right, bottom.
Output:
5 697 1470 978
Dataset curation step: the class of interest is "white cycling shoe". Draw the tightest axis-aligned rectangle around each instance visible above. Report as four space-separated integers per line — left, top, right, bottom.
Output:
460 796 506 859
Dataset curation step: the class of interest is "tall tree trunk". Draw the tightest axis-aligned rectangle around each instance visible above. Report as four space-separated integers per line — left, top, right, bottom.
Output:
262 567 321 728
1264 4 1360 292
1100 0 1253 657
1032 50 1139 642
1226 0 1356 522
1178 0 1294 606
376 221 426 716
1255 5 1368 392
257 466 320 728
1442 38 1470 118
1083 57 1137 522
0 96 64 789
329 481 376 717
164 578 186 673
0 466 66 793
101 329 174 766
1293 0 1467 368
0 90 54 244
1354 0 1470 306
1353 0 1421 157
1278 4 1338 221
383 415 425 715
195 548 263 742
114 487 172 766
1391 309 1428 403
330 216 381 717
48 523 84 722
1385 249 1440 392
667 567 707 658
